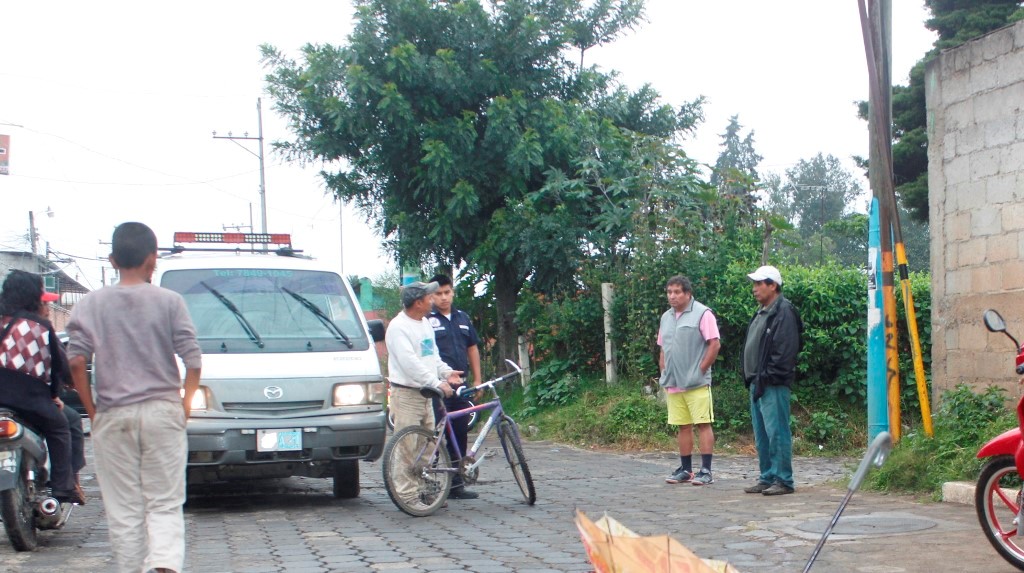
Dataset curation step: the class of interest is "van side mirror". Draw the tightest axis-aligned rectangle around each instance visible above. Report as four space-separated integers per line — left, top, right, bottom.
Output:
367 319 385 343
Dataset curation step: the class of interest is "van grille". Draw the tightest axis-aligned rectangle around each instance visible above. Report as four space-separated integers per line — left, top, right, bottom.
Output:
221 400 325 415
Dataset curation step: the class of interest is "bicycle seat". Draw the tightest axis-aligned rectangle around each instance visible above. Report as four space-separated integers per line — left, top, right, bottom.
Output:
419 386 445 400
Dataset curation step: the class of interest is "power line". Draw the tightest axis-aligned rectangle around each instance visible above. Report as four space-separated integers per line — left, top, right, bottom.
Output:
8 169 260 187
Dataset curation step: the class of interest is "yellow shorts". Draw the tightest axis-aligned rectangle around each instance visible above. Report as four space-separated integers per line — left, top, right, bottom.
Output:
666 385 714 426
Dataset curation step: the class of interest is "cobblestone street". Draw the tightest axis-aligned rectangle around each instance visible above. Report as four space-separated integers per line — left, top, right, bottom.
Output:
1 434 1016 572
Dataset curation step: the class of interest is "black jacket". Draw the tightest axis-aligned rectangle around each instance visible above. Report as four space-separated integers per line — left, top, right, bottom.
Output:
744 295 803 401
0 311 68 400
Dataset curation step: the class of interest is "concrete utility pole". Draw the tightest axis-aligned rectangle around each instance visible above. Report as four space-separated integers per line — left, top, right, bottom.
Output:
213 98 268 234
28 211 38 258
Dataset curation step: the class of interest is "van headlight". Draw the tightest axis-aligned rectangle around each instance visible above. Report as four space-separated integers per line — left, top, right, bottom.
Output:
183 387 208 411
332 384 366 406
366 382 385 404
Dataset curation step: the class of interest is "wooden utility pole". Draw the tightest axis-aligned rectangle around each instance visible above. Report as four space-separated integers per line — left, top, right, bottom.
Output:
860 0 901 441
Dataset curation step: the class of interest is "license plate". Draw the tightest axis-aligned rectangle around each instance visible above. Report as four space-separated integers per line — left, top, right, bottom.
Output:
256 429 301 452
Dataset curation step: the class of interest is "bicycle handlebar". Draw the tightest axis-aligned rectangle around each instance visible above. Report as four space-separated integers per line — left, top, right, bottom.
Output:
415 360 523 400
456 369 520 398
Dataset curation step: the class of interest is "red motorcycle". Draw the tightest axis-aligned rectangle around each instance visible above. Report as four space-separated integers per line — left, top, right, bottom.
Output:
977 309 1024 570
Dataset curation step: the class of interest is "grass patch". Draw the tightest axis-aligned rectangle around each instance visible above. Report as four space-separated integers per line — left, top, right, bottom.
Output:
864 384 1016 499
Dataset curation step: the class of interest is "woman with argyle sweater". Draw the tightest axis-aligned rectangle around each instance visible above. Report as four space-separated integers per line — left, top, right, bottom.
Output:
0 270 85 505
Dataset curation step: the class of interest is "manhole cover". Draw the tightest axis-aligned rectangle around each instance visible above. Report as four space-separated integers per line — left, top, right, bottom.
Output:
797 515 936 535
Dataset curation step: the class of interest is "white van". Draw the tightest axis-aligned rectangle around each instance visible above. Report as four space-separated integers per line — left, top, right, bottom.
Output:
154 232 386 498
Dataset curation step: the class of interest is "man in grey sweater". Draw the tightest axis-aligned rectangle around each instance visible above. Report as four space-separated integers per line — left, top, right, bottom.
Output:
67 222 202 573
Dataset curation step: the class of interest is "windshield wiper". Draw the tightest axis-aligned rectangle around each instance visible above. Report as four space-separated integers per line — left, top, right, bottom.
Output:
200 281 264 349
281 287 353 348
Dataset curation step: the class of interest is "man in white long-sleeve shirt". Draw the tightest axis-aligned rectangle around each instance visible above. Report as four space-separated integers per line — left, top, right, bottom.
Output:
385 281 463 509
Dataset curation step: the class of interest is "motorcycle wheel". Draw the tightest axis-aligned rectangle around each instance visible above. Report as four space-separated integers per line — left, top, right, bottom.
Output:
0 457 39 551
976 455 1024 570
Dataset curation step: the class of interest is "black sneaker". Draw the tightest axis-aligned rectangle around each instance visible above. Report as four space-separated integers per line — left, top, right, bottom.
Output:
762 483 795 496
665 467 694 484
449 486 479 499
744 482 772 494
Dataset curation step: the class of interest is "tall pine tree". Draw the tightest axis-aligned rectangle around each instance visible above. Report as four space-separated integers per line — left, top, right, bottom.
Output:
710 115 762 223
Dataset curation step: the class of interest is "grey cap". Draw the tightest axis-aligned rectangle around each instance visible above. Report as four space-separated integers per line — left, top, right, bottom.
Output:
401 281 439 307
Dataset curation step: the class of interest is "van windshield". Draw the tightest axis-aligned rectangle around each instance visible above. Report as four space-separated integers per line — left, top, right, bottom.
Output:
161 268 369 353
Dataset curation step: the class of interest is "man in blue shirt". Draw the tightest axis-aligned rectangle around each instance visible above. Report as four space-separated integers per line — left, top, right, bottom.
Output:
427 274 483 500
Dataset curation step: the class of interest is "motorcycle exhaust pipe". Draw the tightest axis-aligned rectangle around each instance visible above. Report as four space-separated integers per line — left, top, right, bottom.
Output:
39 497 60 516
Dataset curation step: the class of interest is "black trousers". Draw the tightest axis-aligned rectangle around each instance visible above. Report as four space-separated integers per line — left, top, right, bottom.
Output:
0 384 75 493
437 394 473 488
63 405 85 475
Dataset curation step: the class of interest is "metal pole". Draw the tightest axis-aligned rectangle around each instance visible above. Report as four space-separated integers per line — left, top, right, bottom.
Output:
820 188 824 264
339 200 345 276
257 98 267 234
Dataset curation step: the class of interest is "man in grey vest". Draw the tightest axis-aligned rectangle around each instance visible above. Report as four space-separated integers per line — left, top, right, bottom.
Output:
658 275 721 485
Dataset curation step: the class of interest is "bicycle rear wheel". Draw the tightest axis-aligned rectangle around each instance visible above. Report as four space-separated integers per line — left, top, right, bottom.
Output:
382 426 452 517
497 417 536 505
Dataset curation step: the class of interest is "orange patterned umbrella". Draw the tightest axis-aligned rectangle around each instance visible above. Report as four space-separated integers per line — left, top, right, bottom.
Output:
575 510 741 573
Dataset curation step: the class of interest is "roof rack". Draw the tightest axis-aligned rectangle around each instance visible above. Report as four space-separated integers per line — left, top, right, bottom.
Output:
160 232 304 257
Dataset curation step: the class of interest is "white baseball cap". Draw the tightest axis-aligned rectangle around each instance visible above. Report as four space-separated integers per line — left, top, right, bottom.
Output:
747 265 783 286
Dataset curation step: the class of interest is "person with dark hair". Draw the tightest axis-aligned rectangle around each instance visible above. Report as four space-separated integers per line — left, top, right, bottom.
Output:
659 275 721 486
66 222 202 573
427 273 482 500
0 269 85 505
742 265 803 496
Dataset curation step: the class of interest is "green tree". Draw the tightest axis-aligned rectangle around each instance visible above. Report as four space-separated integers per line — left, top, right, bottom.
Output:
261 0 703 361
784 154 862 239
859 0 1023 222
709 115 762 223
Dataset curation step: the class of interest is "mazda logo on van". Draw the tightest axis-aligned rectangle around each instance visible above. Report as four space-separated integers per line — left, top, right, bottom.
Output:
264 386 284 400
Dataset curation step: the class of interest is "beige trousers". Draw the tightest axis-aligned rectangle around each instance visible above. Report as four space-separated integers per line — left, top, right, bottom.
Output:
93 399 187 573
390 385 436 503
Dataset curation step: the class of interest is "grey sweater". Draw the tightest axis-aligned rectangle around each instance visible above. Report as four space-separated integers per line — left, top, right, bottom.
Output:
66 282 202 411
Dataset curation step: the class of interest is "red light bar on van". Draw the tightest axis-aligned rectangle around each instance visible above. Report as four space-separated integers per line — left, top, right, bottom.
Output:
173 232 292 246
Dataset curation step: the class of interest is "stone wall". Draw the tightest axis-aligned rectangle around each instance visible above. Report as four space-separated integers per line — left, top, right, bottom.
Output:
927 20 1024 400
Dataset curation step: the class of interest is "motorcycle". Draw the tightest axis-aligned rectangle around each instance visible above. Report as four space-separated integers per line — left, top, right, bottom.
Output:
976 309 1024 570
0 409 74 551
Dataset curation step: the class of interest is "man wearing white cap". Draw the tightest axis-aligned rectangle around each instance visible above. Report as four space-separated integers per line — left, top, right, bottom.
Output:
742 265 803 496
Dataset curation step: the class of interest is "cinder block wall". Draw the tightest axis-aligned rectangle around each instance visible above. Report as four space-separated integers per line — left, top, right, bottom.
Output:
927 20 1024 402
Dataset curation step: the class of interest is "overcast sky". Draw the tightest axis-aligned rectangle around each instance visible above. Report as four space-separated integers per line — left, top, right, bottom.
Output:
0 1 936 290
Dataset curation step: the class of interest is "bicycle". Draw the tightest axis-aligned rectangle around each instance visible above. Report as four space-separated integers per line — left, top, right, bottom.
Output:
381 360 536 517
386 380 480 432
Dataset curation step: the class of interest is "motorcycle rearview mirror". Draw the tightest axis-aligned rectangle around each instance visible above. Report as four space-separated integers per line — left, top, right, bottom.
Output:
984 309 1007 333
984 309 1020 349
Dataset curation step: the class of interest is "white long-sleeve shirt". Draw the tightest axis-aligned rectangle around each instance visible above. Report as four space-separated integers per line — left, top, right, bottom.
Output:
385 310 453 389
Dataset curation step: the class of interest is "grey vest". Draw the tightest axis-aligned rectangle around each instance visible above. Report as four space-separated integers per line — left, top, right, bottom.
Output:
659 299 713 391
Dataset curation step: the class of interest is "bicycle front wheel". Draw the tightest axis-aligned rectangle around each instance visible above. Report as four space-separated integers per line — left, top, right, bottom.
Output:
382 426 452 517
497 417 536 505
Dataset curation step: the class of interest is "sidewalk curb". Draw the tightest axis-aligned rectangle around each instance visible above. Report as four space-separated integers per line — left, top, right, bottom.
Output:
943 480 975 505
